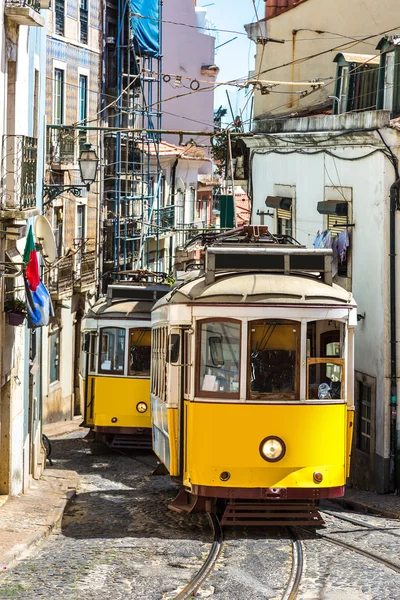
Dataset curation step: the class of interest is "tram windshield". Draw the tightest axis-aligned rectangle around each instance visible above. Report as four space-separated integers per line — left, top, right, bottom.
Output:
99 327 125 374
249 320 299 399
198 320 240 396
129 328 151 376
307 320 345 400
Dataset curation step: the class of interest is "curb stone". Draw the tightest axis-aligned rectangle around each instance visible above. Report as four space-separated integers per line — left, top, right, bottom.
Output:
1 486 77 570
332 497 400 520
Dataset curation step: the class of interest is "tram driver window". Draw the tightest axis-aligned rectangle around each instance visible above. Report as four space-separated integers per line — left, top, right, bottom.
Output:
198 320 240 396
99 327 125 374
249 320 299 399
129 328 151 376
307 321 344 400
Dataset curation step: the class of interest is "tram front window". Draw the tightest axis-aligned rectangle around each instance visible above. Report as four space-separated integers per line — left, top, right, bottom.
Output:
99 327 125 374
198 320 240 396
308 361 344 400
129 328 151 376
249 320 299 399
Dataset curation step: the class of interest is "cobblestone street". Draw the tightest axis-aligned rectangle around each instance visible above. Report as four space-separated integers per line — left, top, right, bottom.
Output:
1 430 400 599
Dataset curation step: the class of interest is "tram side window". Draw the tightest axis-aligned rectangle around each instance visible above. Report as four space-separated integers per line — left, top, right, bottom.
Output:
99 327 125 374
307 321 345 400
249 320 299 399
197 320 240 397
89 333 97 373
129 328 151 376
151 326 167 400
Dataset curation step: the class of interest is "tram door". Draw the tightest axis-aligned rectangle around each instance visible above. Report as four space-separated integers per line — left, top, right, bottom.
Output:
173 327 191 480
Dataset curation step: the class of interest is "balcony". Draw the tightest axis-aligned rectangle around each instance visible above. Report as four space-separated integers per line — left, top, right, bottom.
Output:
45 254 74 299
74 251 97 292
0 135 40 219
46 128 75 167
152 205 175 232
5 0 44 26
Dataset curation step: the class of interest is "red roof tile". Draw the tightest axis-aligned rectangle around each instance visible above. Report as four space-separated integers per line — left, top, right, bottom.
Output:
265 0 309 19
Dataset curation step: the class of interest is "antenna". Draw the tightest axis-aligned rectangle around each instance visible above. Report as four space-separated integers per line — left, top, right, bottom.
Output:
34 216 57 264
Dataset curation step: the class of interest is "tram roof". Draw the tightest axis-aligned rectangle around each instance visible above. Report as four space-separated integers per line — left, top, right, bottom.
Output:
155 272 355 307
84 298 154 319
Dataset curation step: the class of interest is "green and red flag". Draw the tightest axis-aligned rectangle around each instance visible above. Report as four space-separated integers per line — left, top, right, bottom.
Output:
23 225 40 291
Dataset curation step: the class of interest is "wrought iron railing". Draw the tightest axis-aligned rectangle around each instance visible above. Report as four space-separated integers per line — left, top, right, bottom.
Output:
74 250 96 290
5 0 40 12
153 205 175 231
45 255 74 298
1 135 38 210
46 128 75 166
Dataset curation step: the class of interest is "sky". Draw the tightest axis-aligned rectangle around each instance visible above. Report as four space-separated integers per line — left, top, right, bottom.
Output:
199 0 262 129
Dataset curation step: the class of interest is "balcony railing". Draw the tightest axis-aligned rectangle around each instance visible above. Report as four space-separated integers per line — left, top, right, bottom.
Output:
152 205 175 232
5 0 44 26
74 250 96 291
1 135 38 211
45 255 74 298
46 128 75 166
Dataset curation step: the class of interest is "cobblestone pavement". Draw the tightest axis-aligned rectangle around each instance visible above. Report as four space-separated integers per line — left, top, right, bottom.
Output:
0 431 400 599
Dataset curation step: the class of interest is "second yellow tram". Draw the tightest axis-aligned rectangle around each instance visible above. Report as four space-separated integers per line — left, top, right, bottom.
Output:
82 278 169 448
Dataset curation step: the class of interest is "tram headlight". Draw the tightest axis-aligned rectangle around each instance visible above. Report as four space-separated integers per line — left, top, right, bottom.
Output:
136 402 148 413
259 436 286 463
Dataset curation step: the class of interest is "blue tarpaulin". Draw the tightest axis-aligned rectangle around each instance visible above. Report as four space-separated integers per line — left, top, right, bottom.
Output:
130 0 160 58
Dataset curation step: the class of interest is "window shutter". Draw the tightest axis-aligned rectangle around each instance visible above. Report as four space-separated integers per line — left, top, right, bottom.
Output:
328 213 347 236
277 208 291 221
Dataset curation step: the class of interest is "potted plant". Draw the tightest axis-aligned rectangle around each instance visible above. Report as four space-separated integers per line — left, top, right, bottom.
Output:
4 297 27 326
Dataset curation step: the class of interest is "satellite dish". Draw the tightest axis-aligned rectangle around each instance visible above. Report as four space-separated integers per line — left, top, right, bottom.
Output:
35 216 57 264
176 177 185 193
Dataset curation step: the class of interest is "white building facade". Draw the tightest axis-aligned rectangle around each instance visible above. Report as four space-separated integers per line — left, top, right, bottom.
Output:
0 0 47 495
244 110 400 493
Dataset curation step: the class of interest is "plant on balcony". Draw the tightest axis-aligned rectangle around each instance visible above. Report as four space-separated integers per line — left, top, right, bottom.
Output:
4 297 27 326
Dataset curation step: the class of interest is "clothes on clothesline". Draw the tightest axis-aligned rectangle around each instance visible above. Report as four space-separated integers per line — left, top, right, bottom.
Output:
337 228 350 262
313 229 333 249
332 237 338 278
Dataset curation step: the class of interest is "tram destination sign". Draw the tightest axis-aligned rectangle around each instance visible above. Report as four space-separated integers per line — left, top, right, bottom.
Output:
205 247 333 285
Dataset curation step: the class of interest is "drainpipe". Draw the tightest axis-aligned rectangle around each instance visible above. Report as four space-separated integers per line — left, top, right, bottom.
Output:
169 158 178 274
390 178 400 492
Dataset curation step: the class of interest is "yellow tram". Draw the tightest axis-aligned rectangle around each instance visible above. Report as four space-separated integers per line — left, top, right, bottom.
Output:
82 277 169 448
151 228 357 523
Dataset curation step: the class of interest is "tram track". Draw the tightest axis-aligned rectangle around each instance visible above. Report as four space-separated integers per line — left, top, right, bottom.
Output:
297 519 400 576
171 519 303 600
173 513 223 600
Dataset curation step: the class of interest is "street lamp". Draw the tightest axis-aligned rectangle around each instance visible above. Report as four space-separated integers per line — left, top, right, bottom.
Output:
43 142 99 205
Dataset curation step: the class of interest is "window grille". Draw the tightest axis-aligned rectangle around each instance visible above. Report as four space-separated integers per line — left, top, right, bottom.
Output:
358 382 372 454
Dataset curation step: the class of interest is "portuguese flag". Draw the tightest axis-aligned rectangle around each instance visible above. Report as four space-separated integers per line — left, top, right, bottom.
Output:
23 225 40 292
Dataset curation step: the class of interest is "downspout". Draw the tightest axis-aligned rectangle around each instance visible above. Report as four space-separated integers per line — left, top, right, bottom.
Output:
390 178 400 492
169 158 178 274
377 128 400 492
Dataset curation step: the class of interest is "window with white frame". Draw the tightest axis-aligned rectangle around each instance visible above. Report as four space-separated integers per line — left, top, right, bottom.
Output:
55 0 65 35
78 75 88 150
80 0 88 44
53 69 64 125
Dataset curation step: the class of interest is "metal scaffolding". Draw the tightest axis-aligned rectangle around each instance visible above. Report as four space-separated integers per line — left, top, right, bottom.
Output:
103 0 162 280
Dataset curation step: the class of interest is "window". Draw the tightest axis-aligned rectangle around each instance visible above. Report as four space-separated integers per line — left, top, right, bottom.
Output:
307 321 345 400
383 52 395 111
78 75 88 149
54 0 65 35
99 328 125 374
89 333 97 373
53 69 64 125
53 207 63 258
277 205 292 237
49 330 60 384
129 328 151 376
80 0 88 44
358 382 372 453
249 320 299 399
338 66 349 113
197 320 240 397
76 204 86 244
151 326 167 400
